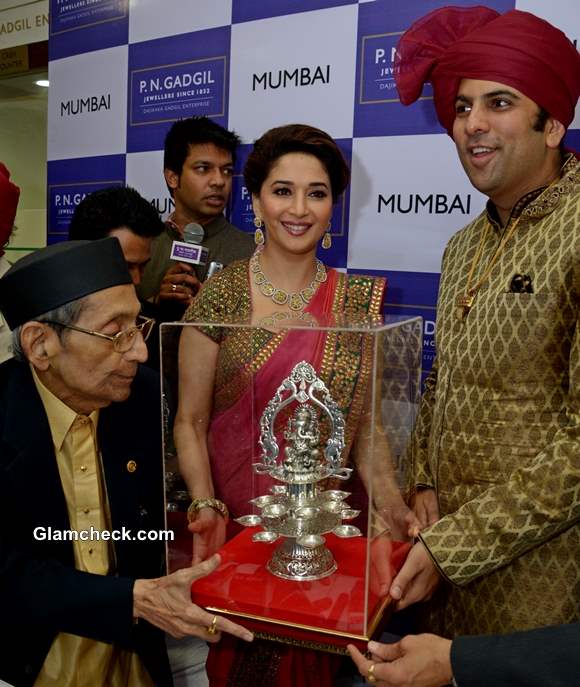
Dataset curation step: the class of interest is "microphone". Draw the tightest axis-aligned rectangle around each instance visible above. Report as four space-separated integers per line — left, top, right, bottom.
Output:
183 222 204 245
170 222 208 267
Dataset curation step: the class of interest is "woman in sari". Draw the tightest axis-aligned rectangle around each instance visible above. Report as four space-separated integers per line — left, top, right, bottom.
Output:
174 124 414 686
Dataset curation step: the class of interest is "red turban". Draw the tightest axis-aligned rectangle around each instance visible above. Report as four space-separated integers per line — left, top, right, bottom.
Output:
0 163 20 256
395 6 580 136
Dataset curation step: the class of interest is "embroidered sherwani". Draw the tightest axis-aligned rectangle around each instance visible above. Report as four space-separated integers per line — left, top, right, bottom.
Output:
412 155 580 636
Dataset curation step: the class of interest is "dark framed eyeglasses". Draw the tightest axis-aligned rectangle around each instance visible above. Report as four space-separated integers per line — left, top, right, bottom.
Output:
43 315 155 353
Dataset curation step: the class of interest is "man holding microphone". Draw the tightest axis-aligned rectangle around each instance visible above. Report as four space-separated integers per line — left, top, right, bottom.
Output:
138 116 253 320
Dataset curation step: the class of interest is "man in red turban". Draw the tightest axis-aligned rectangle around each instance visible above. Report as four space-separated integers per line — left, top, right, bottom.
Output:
0 162 20 363
351 7 580 684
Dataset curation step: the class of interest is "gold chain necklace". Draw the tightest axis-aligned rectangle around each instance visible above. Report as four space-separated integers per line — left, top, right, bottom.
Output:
455 175 561 322
250 252 327 311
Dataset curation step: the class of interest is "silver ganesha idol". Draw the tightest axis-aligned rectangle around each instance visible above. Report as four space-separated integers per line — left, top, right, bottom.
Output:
235 361 361 581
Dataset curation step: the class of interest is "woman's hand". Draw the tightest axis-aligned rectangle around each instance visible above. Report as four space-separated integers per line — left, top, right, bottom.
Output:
369 535 395 597
188 508 227 565
373 497 421 542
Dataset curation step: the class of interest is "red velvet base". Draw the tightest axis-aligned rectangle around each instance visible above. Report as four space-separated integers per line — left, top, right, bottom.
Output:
189 527 410 650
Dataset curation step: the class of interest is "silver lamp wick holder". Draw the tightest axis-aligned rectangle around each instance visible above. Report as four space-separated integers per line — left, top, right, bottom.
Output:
235 361 362 581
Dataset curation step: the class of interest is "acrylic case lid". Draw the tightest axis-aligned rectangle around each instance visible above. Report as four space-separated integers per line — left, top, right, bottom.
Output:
161 313 422 650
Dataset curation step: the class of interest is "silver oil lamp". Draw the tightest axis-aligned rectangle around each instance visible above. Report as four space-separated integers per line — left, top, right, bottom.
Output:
235 361 362 581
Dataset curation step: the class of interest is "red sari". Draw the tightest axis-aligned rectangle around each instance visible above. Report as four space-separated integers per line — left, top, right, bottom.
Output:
183 260 385 687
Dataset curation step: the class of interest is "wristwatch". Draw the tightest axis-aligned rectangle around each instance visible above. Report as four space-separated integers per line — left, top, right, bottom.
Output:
187 497 229 523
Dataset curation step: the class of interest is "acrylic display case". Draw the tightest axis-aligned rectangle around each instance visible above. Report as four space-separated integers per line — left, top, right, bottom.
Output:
161 313 422 652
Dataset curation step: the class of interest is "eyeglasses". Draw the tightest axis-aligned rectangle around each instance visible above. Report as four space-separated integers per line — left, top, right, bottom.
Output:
43 315 155 353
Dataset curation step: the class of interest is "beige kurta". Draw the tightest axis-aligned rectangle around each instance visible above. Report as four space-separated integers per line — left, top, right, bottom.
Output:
411 155 580 636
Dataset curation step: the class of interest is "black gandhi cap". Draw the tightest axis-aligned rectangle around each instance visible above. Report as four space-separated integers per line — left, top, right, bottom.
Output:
0 238 132 330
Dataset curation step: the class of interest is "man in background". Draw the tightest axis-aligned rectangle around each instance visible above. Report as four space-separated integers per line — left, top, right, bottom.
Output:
0 162 20 364
138 116 253 320
388 5 580 640
69 185 164 286
69 185 164 367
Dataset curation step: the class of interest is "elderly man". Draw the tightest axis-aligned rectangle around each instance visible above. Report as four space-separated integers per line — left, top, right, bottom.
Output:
384 5 580 642
0 238 252 687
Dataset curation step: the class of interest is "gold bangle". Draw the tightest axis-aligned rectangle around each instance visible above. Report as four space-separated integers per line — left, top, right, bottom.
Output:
187 498 229 523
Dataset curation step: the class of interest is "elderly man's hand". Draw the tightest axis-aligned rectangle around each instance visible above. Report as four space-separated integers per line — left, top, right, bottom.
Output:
133 554 253 642
389 541 441 610
347 634 453 687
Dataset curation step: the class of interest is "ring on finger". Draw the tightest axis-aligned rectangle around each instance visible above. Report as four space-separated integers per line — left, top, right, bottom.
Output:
207 615 218 635
367 663 377 684
171 283 177 292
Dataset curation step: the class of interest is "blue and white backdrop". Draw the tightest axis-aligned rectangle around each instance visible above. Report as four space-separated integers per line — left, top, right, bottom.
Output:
46 0 579 377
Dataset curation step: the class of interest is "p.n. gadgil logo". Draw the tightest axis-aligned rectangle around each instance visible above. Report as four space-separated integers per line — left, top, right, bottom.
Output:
51 0 127 36
49 180 122 232
360 34 400 104
130 57 226 126
359 32 433 105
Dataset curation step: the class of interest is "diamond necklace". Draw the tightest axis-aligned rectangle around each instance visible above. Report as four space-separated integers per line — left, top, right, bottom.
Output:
250 251 327 311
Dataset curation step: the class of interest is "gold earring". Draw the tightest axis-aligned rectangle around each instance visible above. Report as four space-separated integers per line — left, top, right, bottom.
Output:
253 216 264 246
322 231 332 249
